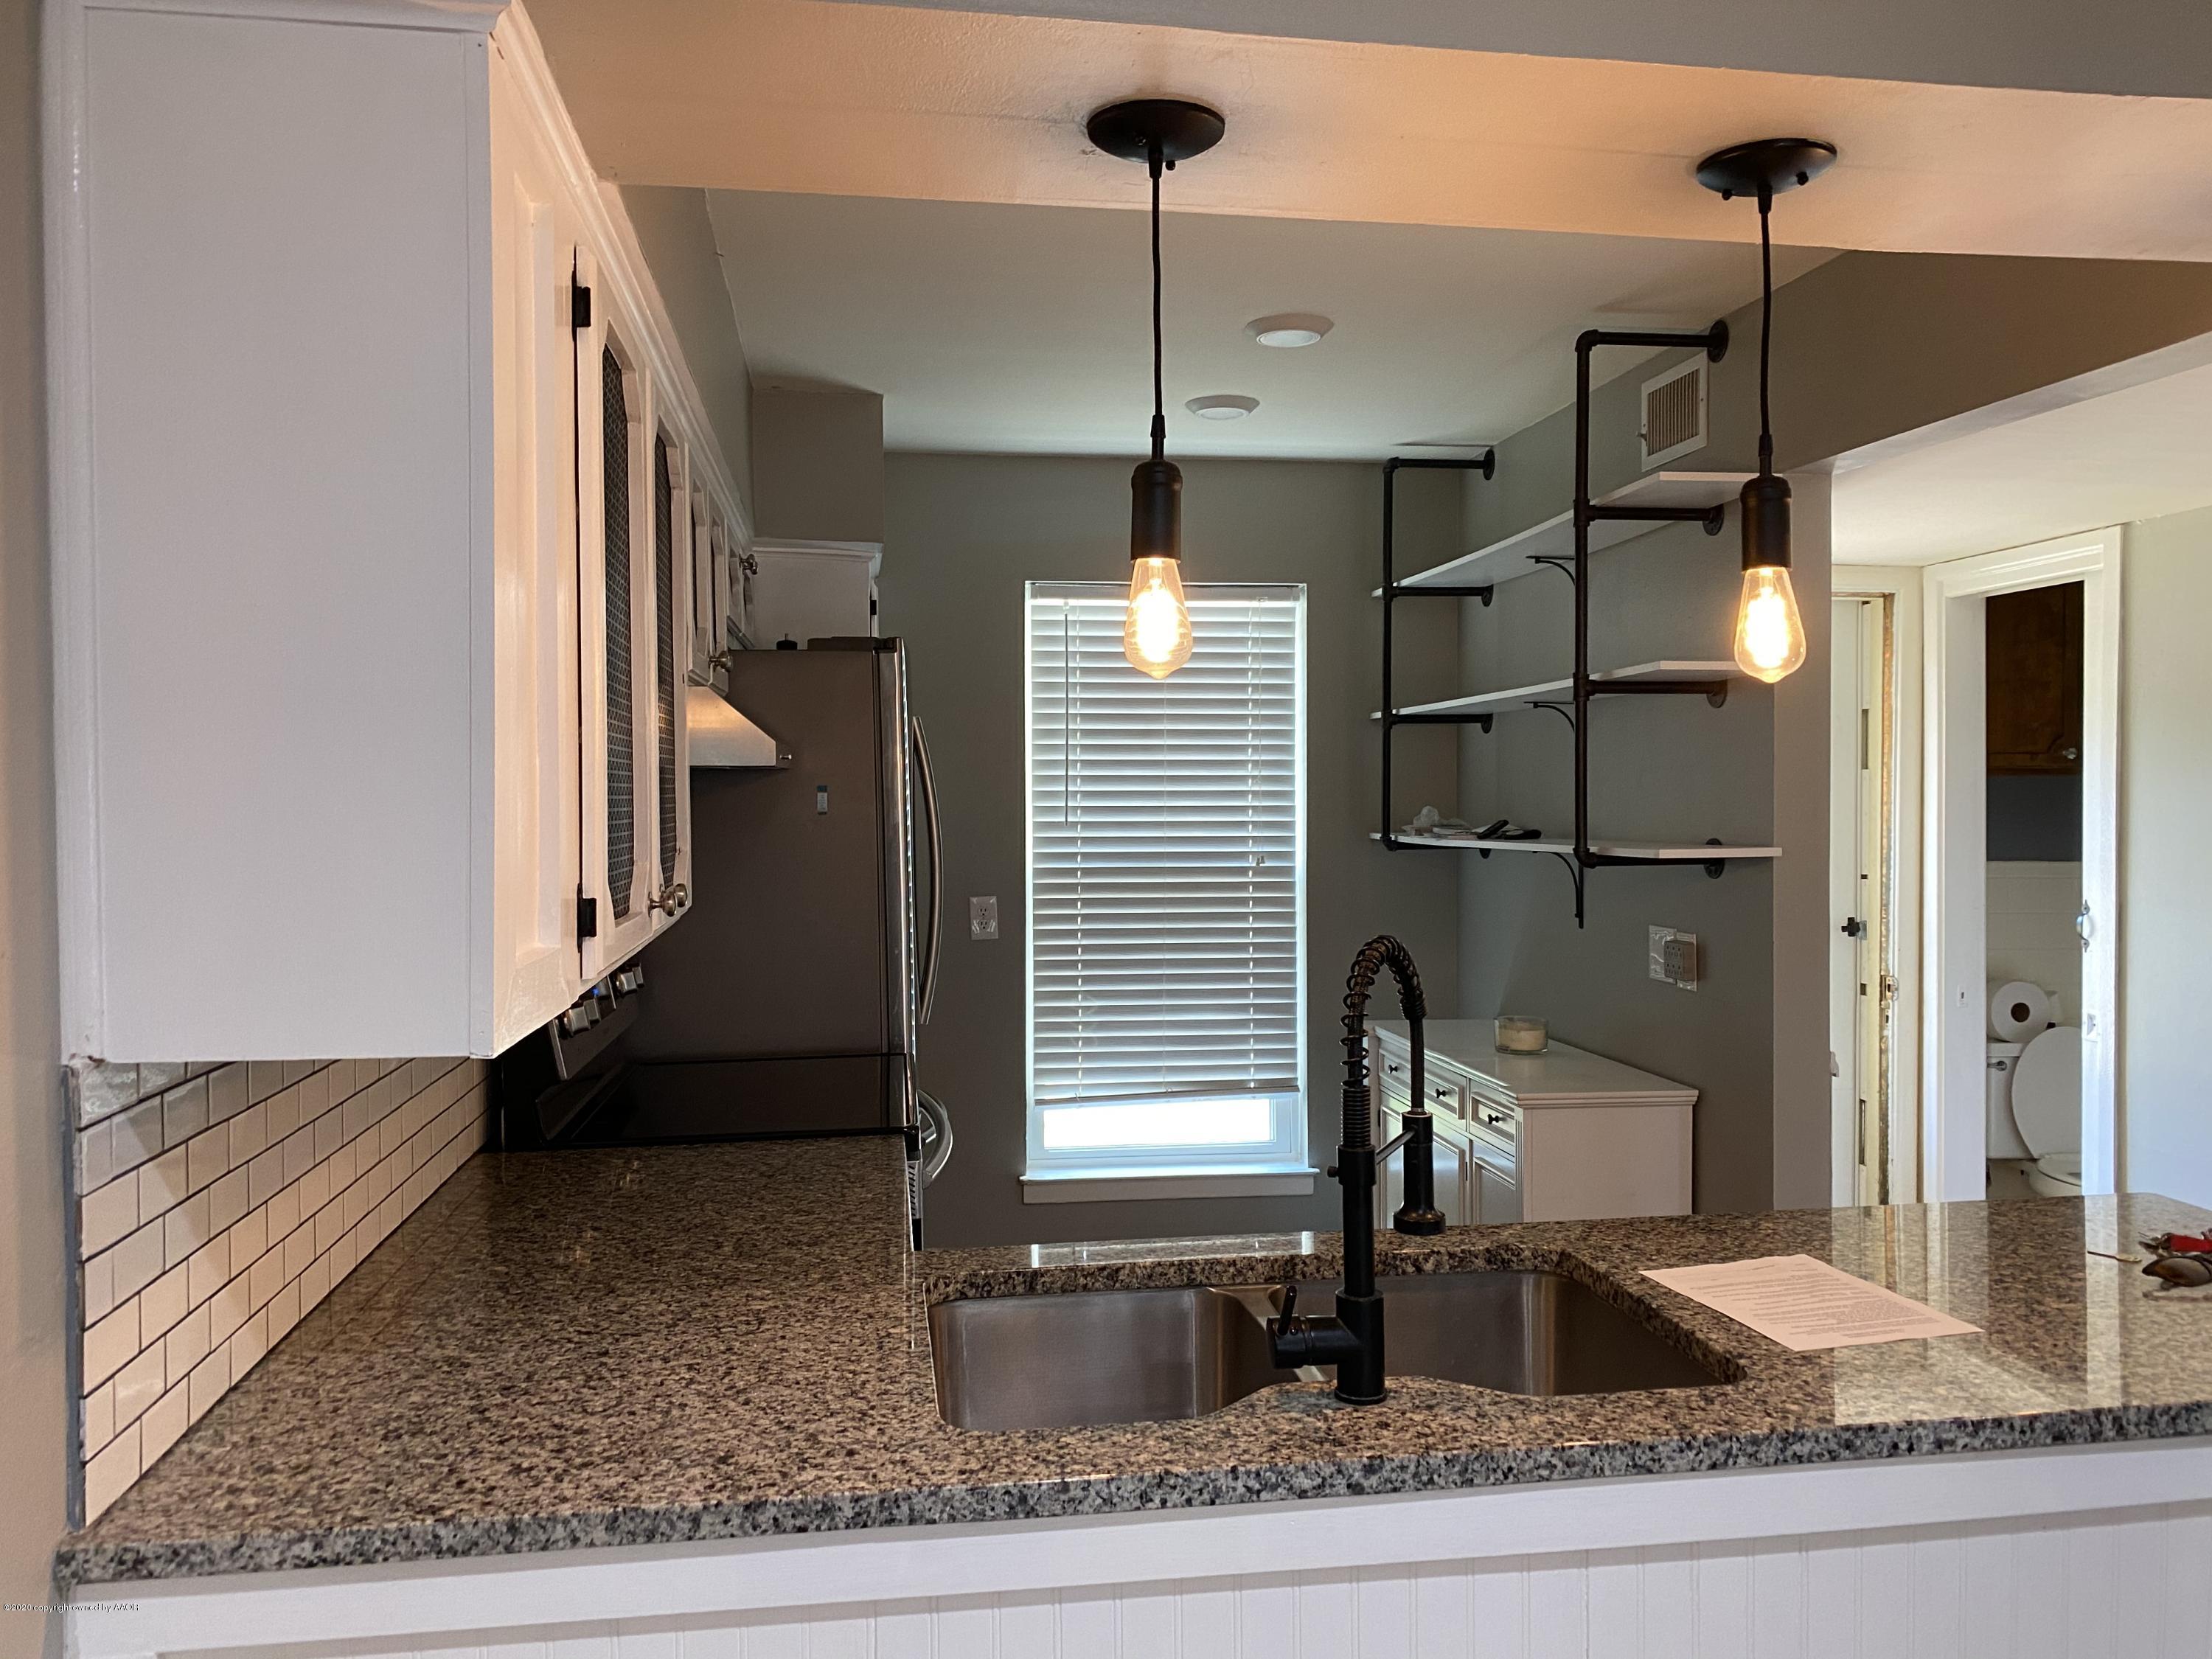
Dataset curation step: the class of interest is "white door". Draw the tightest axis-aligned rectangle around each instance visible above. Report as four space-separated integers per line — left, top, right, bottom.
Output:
574 247 657 978
1924 532 2121 1199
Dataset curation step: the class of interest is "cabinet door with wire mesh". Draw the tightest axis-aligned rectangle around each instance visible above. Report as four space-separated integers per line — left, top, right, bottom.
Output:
644 416 693 935
574 246 658 978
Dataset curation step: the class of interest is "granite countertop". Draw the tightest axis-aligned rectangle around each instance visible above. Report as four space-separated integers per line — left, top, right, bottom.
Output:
58 1137 2212 1585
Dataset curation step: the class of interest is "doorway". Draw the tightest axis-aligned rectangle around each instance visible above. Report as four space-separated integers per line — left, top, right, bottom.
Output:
1923 530 2121 1202
1830 593 1894 1205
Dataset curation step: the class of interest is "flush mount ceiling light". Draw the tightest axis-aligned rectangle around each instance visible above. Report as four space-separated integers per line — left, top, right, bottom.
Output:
1697 136 1837 685
1186 394 1259 420
1088 97 1225 679
1247 313 1332 349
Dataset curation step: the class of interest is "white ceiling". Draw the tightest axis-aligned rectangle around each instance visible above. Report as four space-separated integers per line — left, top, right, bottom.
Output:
1833 350 2212 565
528 0 2212 260
709 191 1832 458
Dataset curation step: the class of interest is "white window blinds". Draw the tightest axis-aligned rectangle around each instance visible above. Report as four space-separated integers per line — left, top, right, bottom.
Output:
1026 583 1307 1125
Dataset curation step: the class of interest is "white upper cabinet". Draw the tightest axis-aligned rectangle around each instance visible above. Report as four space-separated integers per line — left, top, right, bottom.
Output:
45 0 742 1060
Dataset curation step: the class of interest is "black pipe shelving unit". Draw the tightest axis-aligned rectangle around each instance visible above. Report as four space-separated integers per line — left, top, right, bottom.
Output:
1377 319 1779 926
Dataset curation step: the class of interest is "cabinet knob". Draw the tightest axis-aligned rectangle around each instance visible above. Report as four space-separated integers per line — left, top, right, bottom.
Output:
650 883 689 917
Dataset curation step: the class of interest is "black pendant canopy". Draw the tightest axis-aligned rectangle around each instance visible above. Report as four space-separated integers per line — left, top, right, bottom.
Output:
1697 136 1835 572
1086 99 1225 167
1694 137 1837 204
1089 99 1225 566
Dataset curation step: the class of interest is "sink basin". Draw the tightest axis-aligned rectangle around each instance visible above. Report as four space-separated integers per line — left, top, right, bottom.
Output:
1288 1270 1726 1395
929 1284 1298 1430
929 1270 1726 1430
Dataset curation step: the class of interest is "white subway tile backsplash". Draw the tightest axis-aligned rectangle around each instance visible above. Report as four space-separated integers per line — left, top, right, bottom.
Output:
82 1248 116 1326
111 1099 164 1176
80 1176 140 1257
110 1220 164 1304
185 1237 229 1309
112 1343 164 1431
164 1301 210 1382
164 1189 212 1270
72 1057 490 1525
138 1145 189 1217
83 1422 140 1520
84 1298 139 1388
140 1262 187 1348
207 1167 248 1234
72 1061 140 1129
161 1077 209 1147
229 1102 268 1165
184 1123 228 1197
209 1062 248 1124
187 1347 229 1425
76 1120 114 1197
229 1206 267 1273
83 1380 115 1458
74 1052 491 1523
138 1062 187 1097
139 1381 189 1469
268 1083 302 1143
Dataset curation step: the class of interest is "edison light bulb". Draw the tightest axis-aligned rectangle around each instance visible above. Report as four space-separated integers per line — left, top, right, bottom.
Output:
1733 563 1807 684
1124 555 1193 678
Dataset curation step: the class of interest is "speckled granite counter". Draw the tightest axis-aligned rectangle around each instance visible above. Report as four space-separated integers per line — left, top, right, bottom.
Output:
57 1138 2212 1585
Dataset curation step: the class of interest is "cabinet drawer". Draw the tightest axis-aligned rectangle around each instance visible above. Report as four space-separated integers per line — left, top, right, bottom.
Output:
1420 1072 1468 1118
1466 1097 1517 1147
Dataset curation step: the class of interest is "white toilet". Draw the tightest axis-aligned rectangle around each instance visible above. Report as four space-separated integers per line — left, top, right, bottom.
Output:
1987 1026 2083 1196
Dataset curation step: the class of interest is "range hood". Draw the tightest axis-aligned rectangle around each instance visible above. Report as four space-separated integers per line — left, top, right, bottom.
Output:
686 684 785 768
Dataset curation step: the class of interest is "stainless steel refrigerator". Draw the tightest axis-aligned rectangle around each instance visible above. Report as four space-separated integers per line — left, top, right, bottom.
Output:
526 639 947 1237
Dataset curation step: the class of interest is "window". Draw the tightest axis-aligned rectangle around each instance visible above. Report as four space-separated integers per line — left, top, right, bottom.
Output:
1024 582 1308 1196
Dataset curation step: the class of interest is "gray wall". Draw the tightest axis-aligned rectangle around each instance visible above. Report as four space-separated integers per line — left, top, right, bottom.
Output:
1452 247 2212 1216
2120 504 2212 1206
880 453 1462 1248
1 0 70 1641
619 185 756 514
752 386 886 544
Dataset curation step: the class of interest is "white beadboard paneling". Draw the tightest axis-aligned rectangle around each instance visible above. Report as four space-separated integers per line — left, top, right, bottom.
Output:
69 1495 2212 1659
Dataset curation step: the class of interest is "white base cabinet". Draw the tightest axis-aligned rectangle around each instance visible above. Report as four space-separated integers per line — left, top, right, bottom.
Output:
45 0 742 1060
1372 1020 1695 1223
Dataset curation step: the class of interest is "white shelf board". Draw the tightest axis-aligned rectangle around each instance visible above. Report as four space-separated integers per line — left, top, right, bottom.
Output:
1380 472 1752 595
1374 660 1740 720
1373 832 1779 860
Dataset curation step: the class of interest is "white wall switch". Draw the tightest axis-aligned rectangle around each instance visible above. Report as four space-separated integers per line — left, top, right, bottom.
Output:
1649 926 1698 991
970 897 999 941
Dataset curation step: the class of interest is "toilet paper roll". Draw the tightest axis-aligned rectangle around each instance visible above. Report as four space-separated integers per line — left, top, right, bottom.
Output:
1989 980 2051 1043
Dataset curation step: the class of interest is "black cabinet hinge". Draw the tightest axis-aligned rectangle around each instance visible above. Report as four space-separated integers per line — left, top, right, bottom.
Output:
571 281 591 331
577 891 598 939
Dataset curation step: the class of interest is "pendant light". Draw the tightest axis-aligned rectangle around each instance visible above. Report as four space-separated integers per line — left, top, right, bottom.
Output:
1088 99 1225 678
1697 137 1836 684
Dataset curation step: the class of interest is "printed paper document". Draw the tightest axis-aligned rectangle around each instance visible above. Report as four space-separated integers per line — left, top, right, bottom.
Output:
1642 1253 1981 1352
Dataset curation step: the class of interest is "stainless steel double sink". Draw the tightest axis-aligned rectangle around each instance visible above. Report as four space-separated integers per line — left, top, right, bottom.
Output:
930 1270 1727 1431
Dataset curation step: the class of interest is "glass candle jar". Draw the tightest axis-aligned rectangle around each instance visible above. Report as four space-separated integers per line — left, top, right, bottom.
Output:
1495 1015 1548 1054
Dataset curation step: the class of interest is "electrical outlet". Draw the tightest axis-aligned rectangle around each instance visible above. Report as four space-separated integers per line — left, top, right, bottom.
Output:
970 896 999 941
1649 926 1699 991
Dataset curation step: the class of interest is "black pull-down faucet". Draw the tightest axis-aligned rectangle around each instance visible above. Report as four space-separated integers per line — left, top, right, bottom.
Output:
1267 934 1439 1404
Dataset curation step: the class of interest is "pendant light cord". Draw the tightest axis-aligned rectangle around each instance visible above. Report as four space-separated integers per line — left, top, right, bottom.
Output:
1757 184 1774 476
1149 145 1166 462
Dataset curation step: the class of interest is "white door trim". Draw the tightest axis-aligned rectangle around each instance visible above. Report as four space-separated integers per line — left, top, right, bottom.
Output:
1833 567 1924 1202
1921 529 2121 1201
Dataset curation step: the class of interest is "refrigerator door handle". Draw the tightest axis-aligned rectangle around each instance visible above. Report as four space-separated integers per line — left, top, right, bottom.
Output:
912 715 945 1025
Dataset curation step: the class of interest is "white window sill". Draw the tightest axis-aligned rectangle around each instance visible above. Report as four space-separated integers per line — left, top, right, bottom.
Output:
1020 1166 1318 1205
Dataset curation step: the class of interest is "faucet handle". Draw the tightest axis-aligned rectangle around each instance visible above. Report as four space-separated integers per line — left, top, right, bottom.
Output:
1276 1282 1297 1324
